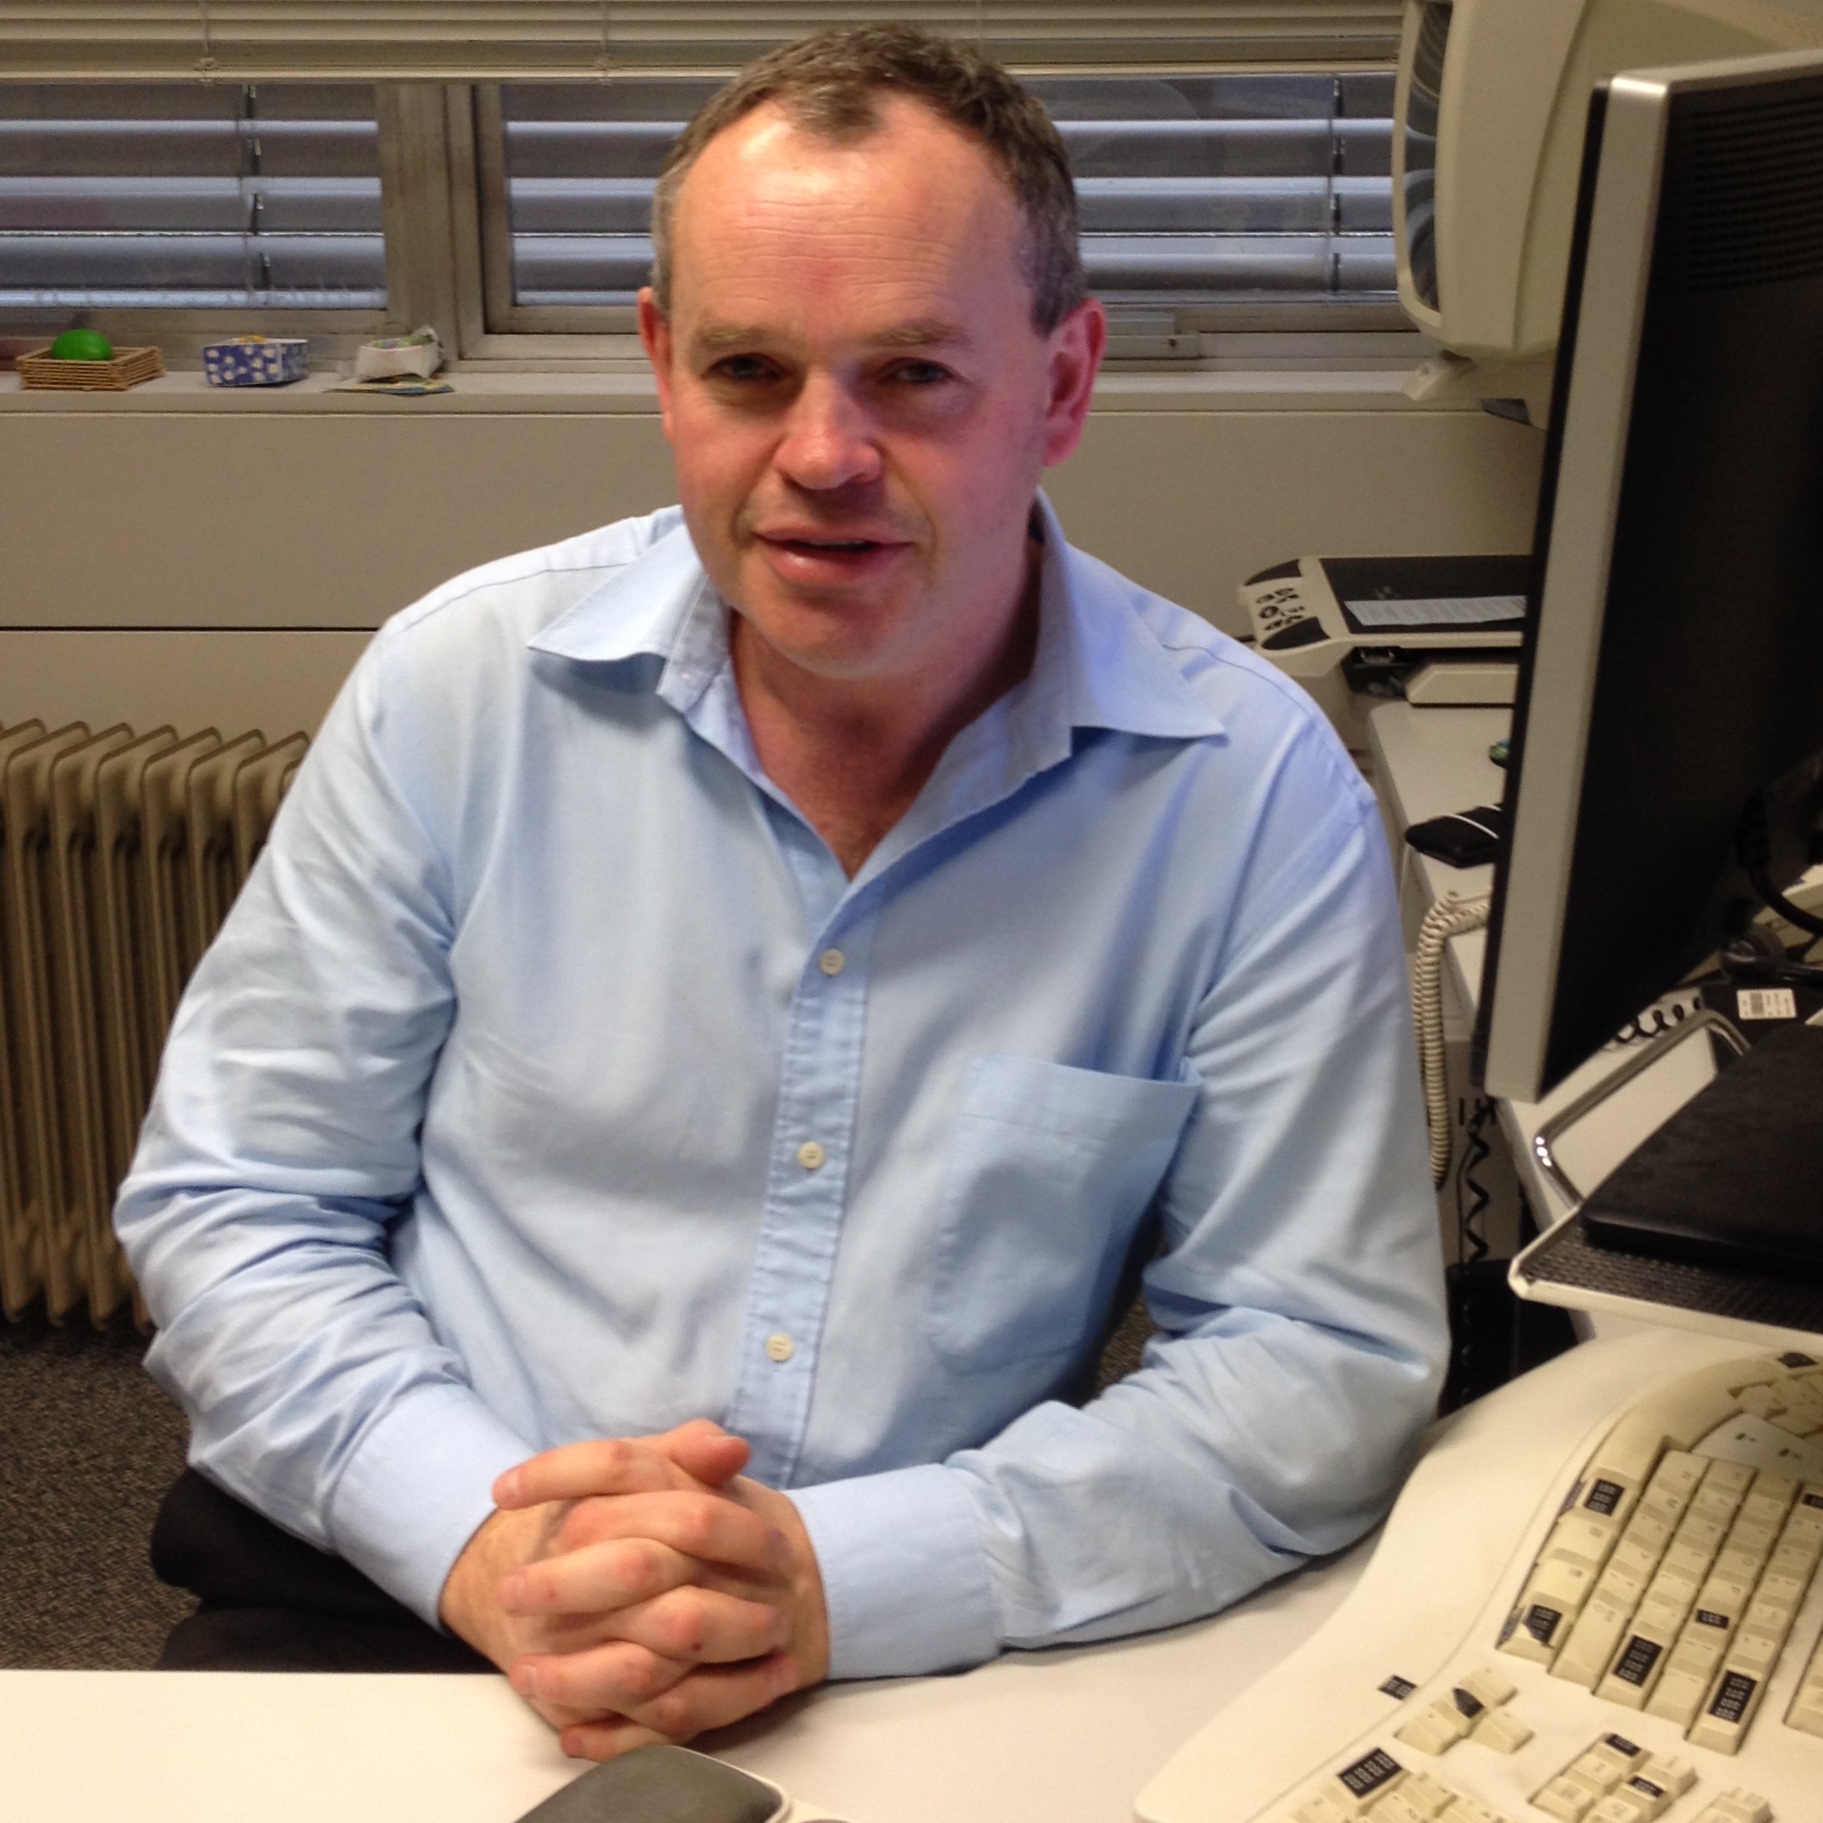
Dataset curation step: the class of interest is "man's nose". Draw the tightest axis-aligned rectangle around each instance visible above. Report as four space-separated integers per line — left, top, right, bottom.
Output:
774 375 883 492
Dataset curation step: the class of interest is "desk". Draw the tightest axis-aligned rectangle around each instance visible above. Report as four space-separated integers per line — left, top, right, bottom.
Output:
0 1544 1366 1823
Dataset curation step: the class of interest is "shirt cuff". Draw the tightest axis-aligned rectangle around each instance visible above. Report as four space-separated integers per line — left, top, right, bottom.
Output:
325 1380 536 1628
789 1462 1001 1680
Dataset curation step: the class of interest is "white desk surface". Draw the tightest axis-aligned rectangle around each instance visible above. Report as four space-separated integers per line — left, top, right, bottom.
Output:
0 1543 1367 1823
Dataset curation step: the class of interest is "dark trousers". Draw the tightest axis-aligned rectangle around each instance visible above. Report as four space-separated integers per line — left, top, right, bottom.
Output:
151 1468 493 1673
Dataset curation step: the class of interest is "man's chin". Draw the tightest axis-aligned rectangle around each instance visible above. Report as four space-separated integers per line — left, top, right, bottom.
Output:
727 573 915 672
729 602 911 686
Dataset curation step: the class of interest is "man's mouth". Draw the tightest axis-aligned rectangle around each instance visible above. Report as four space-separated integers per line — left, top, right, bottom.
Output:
763 534 888 554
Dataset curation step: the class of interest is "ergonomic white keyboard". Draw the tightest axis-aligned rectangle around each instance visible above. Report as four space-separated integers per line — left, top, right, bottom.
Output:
1135 1329 1823 1823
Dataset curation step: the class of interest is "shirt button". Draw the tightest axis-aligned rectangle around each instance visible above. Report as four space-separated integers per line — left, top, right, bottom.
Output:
765 1332 795 1363
796 1140 826 1170
818 948 846 976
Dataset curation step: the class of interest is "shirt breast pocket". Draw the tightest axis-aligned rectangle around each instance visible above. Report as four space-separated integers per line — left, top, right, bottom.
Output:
927 1055 1200 1375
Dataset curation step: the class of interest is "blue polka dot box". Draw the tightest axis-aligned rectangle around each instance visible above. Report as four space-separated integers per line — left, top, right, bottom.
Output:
202 337 309 386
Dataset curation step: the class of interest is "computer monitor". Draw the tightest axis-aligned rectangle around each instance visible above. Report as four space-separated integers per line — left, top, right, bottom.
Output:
1475 46 1823 1108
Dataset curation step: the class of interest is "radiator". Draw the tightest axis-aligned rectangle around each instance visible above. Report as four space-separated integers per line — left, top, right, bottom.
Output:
0 720 307 1325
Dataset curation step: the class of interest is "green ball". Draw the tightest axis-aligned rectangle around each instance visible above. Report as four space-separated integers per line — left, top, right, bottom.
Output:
50 328 114 362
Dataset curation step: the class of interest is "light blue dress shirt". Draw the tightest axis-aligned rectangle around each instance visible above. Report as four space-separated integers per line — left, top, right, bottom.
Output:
117 499 1447 1681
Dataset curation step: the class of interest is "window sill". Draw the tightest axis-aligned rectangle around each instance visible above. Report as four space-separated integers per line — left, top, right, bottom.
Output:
0 365 1498 415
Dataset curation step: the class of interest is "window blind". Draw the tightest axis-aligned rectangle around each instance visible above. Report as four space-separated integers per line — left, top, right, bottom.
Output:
0 82 383 308
493 70 1394 314
0 4 1404 81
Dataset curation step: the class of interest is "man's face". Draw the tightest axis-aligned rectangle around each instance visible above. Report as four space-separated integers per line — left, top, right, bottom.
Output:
639 93 1104 695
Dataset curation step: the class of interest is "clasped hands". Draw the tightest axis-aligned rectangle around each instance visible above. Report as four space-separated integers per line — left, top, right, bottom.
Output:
438 1419 829 1761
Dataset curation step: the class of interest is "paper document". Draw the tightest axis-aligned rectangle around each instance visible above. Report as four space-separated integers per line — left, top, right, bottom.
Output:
1343 594 1528 630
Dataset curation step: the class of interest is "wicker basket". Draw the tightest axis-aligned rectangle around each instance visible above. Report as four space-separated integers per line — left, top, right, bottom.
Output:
17 345 164 391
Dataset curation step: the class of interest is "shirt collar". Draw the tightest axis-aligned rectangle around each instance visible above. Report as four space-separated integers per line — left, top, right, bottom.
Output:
1027 492 1227 745
526 513 726 717
526 494 1228 749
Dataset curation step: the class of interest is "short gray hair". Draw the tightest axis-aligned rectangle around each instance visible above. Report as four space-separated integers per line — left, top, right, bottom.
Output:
649 24 1085 333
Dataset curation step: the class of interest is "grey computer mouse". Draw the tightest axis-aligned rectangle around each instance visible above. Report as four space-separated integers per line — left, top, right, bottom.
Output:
512 1745 788 1822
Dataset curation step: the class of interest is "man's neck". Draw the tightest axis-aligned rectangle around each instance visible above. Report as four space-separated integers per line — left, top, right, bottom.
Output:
732 544 1042 877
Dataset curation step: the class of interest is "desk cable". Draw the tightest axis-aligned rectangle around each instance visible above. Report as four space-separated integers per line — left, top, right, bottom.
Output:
1413 891 1492 1187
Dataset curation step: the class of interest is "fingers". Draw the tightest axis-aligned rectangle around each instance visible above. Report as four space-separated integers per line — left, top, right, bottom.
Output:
495 1422 749 1510
541 1490 788 1584
501 1533 689 1617
508 1599 784 1726
659 1420 753 1490
511 1636 690 1724
604 1584 788 1663
510 1582 787 1677
555 1715 673 1764
546 1653 806 1760
618 1651 805 1741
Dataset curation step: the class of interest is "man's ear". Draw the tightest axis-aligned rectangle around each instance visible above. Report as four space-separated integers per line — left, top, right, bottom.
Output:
638 287 677 438
1040 296 1107 468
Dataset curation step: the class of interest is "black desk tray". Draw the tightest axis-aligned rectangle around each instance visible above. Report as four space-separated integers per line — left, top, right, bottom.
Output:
1516 1018 1823 1335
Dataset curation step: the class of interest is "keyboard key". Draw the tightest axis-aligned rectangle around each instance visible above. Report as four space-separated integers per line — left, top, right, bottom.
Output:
1294 1797 1353 1823
1575 1471 1641 1526
1587 1793 1658 1823
1689 1665 1766 1754
1664 1526 1724 1581
1742 1472 1798 1519
1500 1591 1577 1665
1553 1591 1635 1688
1597 1622 1675 1708
1613 1514 1675 1579
1690 1789 1773 1823
1648 1560 1702 1607
1547 1510 1625 1573
1783 1629 1823 1737
1585 1760 1689 1823
1737 1385 1788 1420
1694 1567 1756 1630
1581 1734 1649 1782
1321 1747 1405 1815
1440 1800 1511 1823
1597 1558 1650 1607
1394 1706 1464 1757
1454 1666 1515 1709
1532 1777 1600 1821
1637 1757 1694 1799
1755 1561 1809 1613
1371 1770 1456 1822
1646 1629 1725 1728
1727 1520 1782 1561
1468 1706 1532 1752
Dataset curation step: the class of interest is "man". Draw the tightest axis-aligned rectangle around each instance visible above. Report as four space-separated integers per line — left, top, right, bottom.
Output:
118 26 1447 1762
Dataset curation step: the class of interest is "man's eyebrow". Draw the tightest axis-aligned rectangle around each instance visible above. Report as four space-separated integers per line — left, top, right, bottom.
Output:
692 323 771 352
870 318 972 350
689 317 973 353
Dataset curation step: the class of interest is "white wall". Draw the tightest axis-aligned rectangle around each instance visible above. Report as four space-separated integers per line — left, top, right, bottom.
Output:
0 381 1544 737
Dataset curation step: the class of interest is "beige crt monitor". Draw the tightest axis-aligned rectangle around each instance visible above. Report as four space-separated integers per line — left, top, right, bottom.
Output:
1392 0 1823 365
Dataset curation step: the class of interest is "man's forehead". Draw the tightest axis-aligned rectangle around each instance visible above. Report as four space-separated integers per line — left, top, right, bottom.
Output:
672 91 1015 247
688 314 975 352
664 97 1029 333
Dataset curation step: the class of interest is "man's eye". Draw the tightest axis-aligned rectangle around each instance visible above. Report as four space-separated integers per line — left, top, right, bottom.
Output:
888 360 953 386
709 354 778 382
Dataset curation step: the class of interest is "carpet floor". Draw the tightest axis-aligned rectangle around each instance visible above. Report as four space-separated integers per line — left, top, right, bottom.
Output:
0 1305 192 1668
